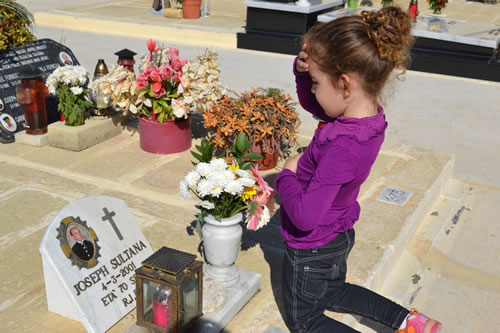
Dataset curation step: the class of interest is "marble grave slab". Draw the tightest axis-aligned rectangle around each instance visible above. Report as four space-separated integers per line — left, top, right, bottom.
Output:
39 195 154 333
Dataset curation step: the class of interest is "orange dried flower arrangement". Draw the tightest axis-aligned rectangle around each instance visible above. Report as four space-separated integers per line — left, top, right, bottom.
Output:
202 88 301 161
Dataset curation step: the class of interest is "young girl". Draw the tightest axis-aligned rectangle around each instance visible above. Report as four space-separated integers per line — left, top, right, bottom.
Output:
275 6 442 333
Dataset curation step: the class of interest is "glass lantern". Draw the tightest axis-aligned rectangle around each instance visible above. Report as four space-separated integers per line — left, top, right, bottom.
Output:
135 247 203 333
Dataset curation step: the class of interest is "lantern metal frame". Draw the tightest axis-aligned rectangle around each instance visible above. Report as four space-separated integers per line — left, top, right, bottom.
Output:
135 247 203 333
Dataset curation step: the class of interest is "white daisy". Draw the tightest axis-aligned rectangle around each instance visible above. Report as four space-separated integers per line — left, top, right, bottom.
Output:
196 162 212 177
184 170 201 187
224 180 243 195
197 200 215 210
179 180 191 199
198 179 214 197
210 158 227 172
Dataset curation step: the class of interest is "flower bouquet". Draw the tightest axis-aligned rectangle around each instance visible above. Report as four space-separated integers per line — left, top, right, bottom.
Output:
427 0 447 14
180 133 274 237
89 65 137 117
174 49 226 116
133 40 189 123
46 65 93 126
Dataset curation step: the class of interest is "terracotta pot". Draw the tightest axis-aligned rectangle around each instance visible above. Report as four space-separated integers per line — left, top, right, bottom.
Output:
250 139 279 171
182 0 201 19
139 116 192 154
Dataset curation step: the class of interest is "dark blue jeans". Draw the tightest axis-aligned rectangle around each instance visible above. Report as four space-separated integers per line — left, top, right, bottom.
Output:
282 229 409 333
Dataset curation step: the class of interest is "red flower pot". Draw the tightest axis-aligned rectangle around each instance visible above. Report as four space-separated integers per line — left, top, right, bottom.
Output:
182 0 201 19
139 116 192 154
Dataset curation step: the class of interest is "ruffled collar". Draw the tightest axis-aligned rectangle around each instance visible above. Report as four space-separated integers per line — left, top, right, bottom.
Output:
317 105 387 144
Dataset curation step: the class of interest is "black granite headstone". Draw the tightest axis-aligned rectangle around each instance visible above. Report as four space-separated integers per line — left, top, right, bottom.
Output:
0 38 80 133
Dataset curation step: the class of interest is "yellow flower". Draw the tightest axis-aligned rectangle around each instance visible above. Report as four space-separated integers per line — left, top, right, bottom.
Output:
229 164 239 171
242 186 257 201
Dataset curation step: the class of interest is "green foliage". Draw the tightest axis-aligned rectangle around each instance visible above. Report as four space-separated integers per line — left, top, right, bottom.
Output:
191 132 263 169
0 0 36 51
57 85 93 126
191 138 218 165
230 132 263 170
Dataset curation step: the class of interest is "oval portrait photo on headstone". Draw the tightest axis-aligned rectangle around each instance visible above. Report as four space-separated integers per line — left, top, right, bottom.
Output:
56 216 100 269
58 51 73 66
0 113 17 133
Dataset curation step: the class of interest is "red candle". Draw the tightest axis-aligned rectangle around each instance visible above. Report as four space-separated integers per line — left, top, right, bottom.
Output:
152 286 172 328
152 299 170 327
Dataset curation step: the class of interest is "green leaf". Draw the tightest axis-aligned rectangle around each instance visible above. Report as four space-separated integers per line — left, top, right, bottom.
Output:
430 211 439 216
235 132 247 153
191 151 203 162
240 161 254 170
243 152 263 160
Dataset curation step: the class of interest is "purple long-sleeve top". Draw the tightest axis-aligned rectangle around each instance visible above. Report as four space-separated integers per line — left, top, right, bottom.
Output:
275 59 388 249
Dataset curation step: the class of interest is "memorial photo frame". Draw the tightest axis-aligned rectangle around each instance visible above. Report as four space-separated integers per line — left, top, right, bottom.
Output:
58 51 74 66
0 113 17 133
56 216 100 269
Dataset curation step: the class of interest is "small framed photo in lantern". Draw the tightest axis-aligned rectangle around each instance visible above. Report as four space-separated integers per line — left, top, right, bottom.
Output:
135 247 203 332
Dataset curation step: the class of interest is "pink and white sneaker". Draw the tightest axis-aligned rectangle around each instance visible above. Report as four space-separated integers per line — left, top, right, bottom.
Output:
395 308 442 333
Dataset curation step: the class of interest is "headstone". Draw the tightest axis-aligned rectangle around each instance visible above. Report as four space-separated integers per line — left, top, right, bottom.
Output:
39 195 154 333
0 38 79 133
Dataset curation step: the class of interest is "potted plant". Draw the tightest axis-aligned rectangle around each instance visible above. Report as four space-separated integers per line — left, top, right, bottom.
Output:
427 0 448 14
46 65 93 126
202 88 301 170
178 0 202 19
0 0 36 51
180 133 273 287
133 39 224 154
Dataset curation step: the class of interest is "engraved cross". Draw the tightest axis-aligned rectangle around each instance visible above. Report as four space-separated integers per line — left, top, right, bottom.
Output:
102 207 123 240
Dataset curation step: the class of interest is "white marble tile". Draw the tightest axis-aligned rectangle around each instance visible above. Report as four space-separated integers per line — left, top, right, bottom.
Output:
39 196 154 333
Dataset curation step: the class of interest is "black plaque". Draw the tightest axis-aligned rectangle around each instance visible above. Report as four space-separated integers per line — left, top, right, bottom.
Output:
0 38 80 133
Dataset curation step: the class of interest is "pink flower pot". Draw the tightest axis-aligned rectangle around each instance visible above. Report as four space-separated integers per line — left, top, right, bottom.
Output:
139 116 192 154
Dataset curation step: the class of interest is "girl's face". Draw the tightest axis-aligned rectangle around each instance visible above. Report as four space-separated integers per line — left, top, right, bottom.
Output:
308 59 347 118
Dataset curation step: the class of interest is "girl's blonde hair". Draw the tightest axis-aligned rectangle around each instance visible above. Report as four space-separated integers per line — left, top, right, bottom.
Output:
304 6 414 97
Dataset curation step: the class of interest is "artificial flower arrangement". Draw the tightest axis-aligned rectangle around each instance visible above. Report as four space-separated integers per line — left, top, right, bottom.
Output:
180 133 274 237
427 0 447 14
174 49 226 116
202 88 301 161
133 39 188 123
46 65 93 126
89 65 137 116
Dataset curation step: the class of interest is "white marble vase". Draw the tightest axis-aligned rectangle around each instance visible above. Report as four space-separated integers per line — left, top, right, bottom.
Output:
202 213 243 288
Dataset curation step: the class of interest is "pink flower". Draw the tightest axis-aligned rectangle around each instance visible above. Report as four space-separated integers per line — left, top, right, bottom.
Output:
173 71 182 83
152 82 162 92
135 77 148 90
250 165 274 197
246 192 270 230
147 39 157 53
171 57 187 71
152 82 166 98
169 47 179 61
159 64 174 81
149 67 162 83
143 66 154 77
147 39 160 63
